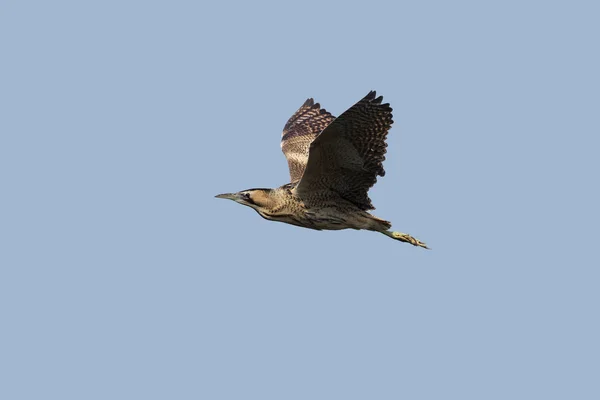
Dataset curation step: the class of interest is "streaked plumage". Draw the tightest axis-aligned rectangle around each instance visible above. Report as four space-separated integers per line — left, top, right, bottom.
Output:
216 91 428 248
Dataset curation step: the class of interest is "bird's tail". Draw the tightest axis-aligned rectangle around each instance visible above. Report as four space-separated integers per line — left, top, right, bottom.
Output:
368 215 392 231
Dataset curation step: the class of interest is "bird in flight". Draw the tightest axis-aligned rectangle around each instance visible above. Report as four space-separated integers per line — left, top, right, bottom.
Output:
216 91 428 248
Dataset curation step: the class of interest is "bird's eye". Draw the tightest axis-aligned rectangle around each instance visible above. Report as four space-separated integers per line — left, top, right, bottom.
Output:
241 192 255 204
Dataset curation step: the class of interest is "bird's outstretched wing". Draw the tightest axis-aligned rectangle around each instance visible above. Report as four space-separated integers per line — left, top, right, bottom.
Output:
294 91 393 210
281 98 335 184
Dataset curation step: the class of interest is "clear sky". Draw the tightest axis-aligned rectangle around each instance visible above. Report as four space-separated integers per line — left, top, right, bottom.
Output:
1 1 599 399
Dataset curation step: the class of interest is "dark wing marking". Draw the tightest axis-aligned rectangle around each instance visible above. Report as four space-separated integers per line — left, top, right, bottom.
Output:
294 91 393 210
281 98 335 184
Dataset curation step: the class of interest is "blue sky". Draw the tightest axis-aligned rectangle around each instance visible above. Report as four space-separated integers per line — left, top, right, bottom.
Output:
1 1 599 399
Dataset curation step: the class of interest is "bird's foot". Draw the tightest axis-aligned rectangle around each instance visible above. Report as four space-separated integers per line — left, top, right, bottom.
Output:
390 231 429 249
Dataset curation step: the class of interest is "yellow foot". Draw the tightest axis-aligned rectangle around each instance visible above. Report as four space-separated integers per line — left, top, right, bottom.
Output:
391 231 429 249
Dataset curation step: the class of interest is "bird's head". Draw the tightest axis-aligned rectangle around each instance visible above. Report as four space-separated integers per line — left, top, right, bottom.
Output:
215 188 273 210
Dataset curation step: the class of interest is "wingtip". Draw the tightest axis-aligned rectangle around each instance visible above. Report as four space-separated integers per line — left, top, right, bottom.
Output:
303 98 315 107
364 90 386 105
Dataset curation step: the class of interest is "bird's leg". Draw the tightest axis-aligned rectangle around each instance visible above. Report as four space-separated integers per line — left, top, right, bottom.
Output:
382 230 429 249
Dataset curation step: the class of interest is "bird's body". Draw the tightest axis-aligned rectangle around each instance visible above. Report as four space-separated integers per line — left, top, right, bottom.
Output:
216 91 428 248
236 185 391 232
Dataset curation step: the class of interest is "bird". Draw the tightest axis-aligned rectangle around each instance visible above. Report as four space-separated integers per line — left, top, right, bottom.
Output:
215 91 428 248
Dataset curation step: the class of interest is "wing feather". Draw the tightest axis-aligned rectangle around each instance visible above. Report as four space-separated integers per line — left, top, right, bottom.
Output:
294 91 393 210
281 99 335 183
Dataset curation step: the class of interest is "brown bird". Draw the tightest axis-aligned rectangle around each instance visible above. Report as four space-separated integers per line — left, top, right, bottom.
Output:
216 91 428 248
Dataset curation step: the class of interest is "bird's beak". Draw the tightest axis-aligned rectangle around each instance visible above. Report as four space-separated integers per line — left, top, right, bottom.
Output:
215 193 239 201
